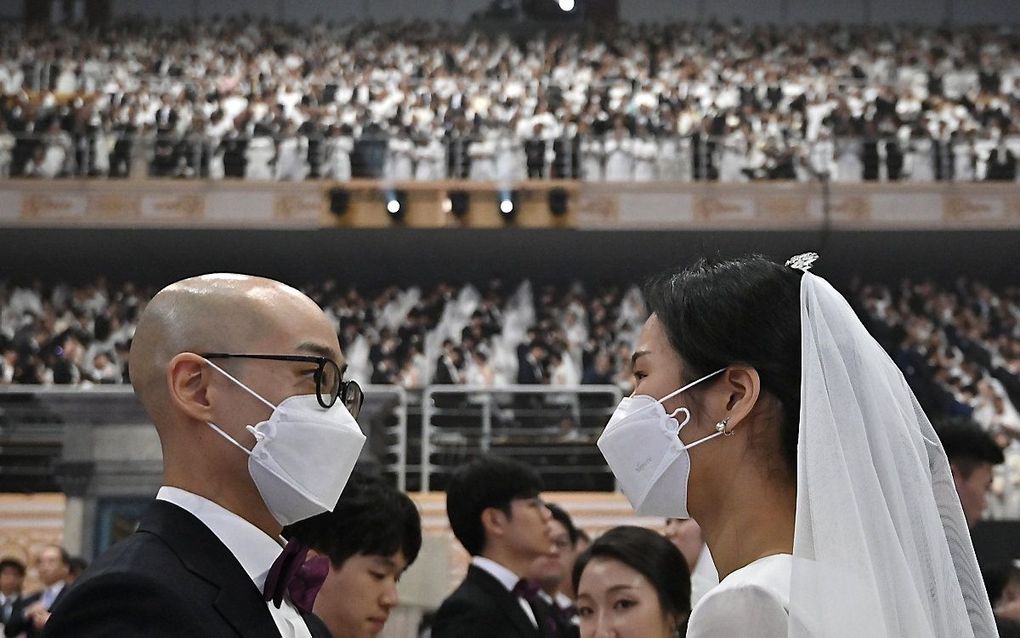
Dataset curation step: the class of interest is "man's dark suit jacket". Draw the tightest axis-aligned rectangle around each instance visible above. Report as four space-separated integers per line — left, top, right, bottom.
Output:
432 565 545 638
41 499 331 638
5 587 67 638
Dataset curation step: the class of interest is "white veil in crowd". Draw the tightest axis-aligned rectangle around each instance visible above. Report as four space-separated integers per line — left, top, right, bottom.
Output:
789 256 998 637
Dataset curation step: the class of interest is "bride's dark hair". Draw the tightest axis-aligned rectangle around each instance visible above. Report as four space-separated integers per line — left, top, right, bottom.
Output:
642 254 803 475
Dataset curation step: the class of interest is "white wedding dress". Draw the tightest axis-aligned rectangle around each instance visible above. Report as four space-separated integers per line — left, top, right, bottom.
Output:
688 554 791 637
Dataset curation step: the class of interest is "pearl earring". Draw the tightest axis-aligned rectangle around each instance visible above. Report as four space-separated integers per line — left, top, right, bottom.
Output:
716 416 732 436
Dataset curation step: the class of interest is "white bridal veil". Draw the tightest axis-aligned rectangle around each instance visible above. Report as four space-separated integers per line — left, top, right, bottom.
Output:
789 261 998 637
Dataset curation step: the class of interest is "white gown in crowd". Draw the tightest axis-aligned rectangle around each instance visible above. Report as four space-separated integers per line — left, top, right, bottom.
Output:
387 136 415 181
93 129 114 176
905 137 935 182
953 142 975 182
245 136 275 180
41 134 71 178
274 135 309 181
834 137 863 182
414 138 445 181
468 135 496 181
808 138 837 180
719 131 748 182
495 132 524 182
632 137 658 181
0 131 13 177
656 136 682 181
686 268 997 638
580 137 604 181
328 135 354 181
603 136 634 181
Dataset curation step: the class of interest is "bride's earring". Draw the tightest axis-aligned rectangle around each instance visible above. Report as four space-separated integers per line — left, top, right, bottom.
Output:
716 416 733 436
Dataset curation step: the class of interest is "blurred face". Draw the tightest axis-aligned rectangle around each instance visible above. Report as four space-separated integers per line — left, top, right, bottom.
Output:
0 566 24 595
313 551 407 638
36 547 69 587
577 557 676 638
529 518 571 592
663 519 704 571
952 463 994 529
498 496 553 561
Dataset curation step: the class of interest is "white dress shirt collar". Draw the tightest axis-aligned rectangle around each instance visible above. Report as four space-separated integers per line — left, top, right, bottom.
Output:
156 486 282 591
471 555 521 592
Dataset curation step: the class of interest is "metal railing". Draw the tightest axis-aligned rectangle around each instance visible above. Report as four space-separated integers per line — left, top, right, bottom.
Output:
419 384 622 492
3 130 1001 183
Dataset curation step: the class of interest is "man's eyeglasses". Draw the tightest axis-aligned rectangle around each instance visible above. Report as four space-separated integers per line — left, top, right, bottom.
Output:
201 353 363 415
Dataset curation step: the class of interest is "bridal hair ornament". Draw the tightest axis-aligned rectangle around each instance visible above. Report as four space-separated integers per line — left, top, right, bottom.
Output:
785 252 819 272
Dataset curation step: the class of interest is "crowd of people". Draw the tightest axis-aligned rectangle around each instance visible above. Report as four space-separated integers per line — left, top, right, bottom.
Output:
2 20 1019 182
3 264 1020 637
3 276 1017 421
3 274 1019 517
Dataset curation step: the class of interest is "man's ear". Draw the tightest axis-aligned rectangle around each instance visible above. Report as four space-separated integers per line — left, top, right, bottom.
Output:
167 352 215 423
480 506 508 543
716 365 761 433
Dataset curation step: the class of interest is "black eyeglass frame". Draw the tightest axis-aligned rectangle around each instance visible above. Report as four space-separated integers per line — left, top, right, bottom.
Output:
200 352 363 415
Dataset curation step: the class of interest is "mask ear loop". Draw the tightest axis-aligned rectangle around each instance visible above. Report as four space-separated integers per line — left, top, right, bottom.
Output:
668 407 691 428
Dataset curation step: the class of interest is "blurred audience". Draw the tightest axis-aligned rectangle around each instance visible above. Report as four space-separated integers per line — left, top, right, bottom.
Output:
2 20 1019 183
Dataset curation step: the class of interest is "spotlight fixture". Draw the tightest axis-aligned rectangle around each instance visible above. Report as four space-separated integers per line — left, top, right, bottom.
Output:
548 187 568 217
327 188 350 217
448 190 470 219
384 189 407 222
558 0 576 11
498 190 519 222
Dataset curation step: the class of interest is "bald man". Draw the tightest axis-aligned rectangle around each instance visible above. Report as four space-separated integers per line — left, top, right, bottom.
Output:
44 274 366 638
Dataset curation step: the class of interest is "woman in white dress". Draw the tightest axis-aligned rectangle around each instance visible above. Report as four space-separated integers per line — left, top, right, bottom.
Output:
718 127 747 183
906 130 936 182
597 253 997 638
467 127 496 181
834 136 863 182
386 127 415 181
603 125 634 182
327 126 354 181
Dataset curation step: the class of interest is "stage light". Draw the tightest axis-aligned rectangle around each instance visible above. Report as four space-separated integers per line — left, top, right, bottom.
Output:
558 0 576 11
384 189 407 222
498 190 519 222
548 187 568 217
328 188 350 216
448 190 470 219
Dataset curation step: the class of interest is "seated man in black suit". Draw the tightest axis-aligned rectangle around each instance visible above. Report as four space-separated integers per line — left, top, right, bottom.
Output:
5 546 69 638
44 274 368 638
432 456 556 638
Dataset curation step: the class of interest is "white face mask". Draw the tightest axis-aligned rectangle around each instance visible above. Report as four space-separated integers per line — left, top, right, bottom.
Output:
597 368 726 518
204 359 366 527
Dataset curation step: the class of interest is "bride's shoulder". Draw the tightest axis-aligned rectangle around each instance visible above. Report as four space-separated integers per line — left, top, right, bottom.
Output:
687 584 789 637
686 555 792 638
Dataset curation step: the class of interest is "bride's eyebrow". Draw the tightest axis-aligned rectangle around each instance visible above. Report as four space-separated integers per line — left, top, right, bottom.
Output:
631 350 650 367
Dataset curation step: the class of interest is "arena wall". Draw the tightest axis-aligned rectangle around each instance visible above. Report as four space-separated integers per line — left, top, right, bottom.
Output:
29 0 1016 25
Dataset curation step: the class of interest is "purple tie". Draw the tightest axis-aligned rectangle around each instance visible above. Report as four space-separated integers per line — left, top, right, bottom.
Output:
288 555 330 613
262 538 309 609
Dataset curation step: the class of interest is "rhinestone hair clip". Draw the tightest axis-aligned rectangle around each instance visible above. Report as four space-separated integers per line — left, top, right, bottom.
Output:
785 252 819 273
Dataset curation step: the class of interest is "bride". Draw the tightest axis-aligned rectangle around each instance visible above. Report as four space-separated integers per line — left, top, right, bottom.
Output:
597 253 997 637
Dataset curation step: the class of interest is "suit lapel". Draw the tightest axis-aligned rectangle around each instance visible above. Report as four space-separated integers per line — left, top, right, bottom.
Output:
137 499 279 638
466 565 540 638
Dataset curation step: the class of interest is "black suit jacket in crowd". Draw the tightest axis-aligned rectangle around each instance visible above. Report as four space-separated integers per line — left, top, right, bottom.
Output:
5 587 67 638
432 565 547 638
41 499 331 638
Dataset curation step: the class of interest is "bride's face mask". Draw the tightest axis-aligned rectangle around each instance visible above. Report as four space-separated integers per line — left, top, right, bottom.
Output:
597 368 726 518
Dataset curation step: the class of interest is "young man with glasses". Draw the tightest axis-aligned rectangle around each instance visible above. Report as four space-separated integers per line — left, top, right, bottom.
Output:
45 274 363 638
433 456 556 638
